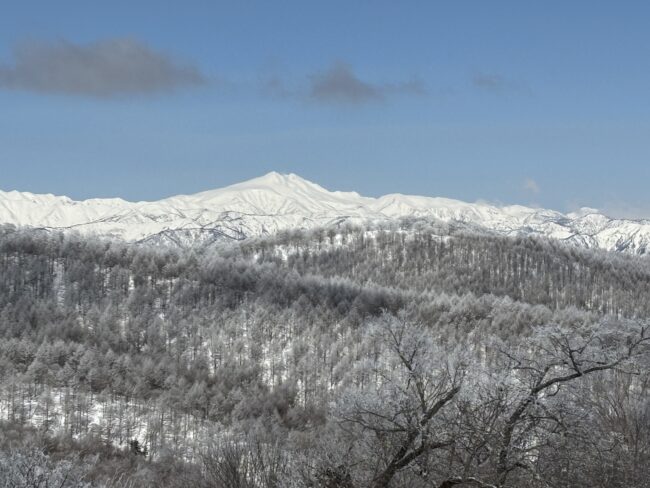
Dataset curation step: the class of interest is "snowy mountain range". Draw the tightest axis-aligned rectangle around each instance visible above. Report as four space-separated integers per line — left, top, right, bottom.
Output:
1 171 649 254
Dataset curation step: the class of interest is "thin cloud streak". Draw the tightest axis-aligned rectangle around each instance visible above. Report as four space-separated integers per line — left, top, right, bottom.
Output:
523 178 540 194
307 61 426 105
472 71 531 95
473 73 508 91
0 38 205 98
310 62 381 103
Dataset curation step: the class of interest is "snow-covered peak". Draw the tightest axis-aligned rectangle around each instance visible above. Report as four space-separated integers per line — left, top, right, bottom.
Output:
1 172 649 254
164 172 374 217
567 207 601 219
198 171 319 194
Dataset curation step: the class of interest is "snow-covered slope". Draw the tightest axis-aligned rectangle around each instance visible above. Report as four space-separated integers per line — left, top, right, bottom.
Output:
1 172 649 254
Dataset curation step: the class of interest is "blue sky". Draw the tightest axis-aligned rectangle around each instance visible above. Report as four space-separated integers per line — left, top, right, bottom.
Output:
1 1 649 217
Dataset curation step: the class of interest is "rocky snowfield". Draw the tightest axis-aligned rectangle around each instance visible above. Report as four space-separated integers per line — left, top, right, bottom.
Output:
1 171 649 254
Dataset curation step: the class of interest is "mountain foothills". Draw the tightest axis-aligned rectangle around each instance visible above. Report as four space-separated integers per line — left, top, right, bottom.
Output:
1 171 649 254
0 176 648 487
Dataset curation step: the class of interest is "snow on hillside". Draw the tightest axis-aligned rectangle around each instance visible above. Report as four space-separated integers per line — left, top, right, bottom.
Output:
1 171 649 254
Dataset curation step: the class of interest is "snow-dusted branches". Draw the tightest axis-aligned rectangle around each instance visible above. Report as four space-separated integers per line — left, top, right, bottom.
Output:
331 313 465 488
490 319 650 487
324 315 650 488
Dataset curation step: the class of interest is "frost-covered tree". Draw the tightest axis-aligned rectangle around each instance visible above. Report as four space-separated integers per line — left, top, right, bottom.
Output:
0 448 92 488
313 313 464 487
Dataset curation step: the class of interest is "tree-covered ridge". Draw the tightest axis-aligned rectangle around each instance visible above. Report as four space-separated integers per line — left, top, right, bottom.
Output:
240 223 650 317
0 224 648 487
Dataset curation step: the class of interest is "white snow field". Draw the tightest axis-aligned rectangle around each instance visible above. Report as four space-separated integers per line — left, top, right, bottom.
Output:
1 171 649 253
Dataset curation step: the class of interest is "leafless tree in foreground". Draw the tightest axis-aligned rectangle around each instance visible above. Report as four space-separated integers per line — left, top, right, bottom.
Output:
316 313 465 488
317 315 650 488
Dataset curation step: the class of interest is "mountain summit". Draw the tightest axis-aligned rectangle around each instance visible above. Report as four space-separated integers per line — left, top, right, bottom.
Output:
0 172 649 254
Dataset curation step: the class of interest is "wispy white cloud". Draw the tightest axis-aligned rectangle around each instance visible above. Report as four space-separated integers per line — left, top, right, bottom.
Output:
523 178 540 194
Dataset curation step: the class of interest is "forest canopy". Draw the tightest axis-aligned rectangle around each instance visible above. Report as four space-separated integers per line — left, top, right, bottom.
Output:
0 224 648 487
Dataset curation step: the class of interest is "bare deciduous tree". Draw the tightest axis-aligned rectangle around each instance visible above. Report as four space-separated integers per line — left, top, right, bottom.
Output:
329 313 465 487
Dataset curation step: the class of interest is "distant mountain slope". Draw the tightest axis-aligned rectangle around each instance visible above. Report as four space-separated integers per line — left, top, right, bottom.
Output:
1 171 649 254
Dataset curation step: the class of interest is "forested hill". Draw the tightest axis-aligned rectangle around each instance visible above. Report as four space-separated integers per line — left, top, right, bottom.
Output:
0 223 648 487
238 223 650 317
